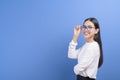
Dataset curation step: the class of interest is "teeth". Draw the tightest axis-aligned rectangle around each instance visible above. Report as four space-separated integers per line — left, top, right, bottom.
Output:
84 32 89 35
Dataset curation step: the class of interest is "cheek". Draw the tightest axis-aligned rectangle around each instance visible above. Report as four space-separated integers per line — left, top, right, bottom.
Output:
82 30 96 38
89 31 96 35
92 30 97 35
82 30 87 35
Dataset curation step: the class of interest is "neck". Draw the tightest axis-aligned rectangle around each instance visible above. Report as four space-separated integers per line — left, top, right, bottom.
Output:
86 38 95 43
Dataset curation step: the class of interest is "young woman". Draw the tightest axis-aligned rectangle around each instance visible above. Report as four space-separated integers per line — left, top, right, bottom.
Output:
68 18 103 80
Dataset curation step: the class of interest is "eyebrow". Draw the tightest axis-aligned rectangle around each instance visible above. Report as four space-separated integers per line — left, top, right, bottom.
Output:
83 24 93 27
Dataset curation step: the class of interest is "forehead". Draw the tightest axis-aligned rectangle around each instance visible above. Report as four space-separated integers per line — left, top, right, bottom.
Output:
84 20 95 27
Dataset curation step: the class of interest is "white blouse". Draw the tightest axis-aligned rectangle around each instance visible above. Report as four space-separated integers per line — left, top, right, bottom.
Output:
68 40 100 79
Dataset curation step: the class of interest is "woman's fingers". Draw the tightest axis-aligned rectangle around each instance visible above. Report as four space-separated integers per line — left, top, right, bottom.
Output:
74 25 81 37
75 25 81 31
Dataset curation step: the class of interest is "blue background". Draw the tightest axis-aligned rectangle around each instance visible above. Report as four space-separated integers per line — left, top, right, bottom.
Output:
1 0 120 80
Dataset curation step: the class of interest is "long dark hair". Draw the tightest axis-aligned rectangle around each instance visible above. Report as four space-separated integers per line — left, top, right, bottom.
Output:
84 17 103 68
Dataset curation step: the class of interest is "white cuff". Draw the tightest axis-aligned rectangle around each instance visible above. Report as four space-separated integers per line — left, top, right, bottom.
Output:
70 40 78 46
74 65 80 75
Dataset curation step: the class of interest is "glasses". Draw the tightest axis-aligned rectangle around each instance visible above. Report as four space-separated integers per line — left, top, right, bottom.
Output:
82 25 95 31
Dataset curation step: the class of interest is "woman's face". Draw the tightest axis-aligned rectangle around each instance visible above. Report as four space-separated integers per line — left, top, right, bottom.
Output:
82 20 99 41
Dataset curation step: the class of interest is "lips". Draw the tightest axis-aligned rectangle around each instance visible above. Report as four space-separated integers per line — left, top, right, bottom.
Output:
83 32 90 36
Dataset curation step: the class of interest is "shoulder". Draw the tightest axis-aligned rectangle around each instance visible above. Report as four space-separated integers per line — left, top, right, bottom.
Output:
85 42 100 55
85 41 99 49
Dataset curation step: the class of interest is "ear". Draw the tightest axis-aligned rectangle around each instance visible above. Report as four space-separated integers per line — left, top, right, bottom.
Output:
95 29 99 34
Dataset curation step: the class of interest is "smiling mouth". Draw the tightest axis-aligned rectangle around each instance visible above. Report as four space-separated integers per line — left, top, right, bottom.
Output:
84 32 90 35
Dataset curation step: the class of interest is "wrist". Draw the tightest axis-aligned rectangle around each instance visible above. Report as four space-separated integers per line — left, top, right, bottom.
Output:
72 36 78 43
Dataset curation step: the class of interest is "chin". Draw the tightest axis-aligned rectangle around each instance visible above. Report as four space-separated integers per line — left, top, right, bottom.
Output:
84 34 94 41
84 37 90 39
83 34 90 38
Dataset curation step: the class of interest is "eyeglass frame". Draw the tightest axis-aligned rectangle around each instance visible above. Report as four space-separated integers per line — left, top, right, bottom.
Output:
81 25 95 31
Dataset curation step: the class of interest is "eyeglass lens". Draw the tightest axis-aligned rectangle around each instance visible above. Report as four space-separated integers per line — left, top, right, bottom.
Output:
82 25 94 31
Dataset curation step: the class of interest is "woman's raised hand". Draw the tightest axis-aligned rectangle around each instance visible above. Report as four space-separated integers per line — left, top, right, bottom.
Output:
73 25 81 43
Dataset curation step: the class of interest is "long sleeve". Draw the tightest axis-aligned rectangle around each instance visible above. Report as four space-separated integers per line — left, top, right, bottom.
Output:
68 40 81 59
73 42 100 78
74 47 97 74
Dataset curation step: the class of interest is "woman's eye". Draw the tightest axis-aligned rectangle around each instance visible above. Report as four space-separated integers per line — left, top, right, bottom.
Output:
88 26 93 29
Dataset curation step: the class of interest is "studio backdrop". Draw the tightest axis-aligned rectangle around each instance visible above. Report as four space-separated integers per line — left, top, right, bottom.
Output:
1 0 120 80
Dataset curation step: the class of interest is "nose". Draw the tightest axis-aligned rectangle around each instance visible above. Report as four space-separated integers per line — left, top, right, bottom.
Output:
84 27 88 31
